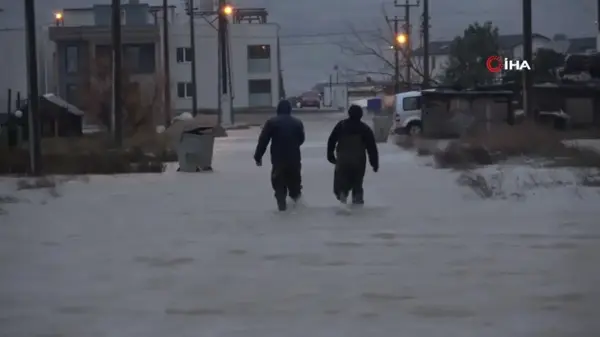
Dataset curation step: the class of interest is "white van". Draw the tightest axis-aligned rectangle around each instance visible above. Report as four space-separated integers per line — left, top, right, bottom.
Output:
394 90 422 135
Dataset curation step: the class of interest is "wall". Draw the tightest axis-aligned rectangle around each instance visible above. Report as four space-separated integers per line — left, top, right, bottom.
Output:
169 19 280 112
61 6 155 27
59 10 95 27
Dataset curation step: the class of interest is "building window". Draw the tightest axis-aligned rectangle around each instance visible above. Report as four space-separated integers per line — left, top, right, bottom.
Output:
177 82 194 98
176 47 193 63
247 45 271 73
402 96 421 111
248 45 270 59
121 9 126 25
65 45 78 74
248 79 272 107
123 44 155 74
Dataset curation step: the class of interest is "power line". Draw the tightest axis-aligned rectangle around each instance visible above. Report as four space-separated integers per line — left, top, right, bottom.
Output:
169 30 379 39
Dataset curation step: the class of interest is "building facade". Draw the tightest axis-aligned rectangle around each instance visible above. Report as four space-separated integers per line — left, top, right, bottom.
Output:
47 0 173 126
169 9 282 113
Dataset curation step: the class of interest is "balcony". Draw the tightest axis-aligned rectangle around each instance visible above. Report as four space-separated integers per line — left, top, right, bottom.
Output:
49 25 159 43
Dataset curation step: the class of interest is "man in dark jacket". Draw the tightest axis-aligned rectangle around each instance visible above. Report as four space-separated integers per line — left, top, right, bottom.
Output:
327 105 379 205
254 100 305 211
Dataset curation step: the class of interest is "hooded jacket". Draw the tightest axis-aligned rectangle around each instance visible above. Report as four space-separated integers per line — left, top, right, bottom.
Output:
327 105 379 169
254 100 305 165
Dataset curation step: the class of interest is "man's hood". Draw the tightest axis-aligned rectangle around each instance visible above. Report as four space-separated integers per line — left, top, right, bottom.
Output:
348 104 363 120
277 100 292 115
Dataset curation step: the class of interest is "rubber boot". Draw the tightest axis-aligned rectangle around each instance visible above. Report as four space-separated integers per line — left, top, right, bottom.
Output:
276 196 287 211
352 191 364 205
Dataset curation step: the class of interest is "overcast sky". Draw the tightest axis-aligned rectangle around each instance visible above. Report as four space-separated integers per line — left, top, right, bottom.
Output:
1 0 597 94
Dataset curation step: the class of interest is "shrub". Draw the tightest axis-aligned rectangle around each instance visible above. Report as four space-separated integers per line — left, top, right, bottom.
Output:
432 121 600 169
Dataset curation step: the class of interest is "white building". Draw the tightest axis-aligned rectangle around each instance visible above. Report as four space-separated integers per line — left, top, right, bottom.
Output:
169 9 282 113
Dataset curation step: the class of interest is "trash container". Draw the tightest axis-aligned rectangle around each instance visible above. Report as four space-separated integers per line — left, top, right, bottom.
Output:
372 115 393 143
177 127 215 172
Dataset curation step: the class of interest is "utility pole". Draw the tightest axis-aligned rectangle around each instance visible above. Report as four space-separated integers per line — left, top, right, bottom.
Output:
162 0 171 127
386 16 401 93
421 0 430 88
596 0 600 51
403 0 411 86
522 0 533 117
111 0 122 147
187 0 198 116
394 0 419 89
24 0 41 174
218 1 233 125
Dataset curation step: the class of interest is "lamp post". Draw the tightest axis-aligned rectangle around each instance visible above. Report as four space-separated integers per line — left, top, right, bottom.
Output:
54 12 63 26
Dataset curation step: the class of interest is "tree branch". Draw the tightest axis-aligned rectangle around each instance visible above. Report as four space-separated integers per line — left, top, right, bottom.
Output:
339 19 438 86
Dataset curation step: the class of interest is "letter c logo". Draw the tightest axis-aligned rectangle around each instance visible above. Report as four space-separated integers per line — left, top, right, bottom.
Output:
486 56 503 73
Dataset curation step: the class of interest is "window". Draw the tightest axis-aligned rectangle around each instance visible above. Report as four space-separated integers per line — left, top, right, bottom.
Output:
65 45 78 74
123 44 155 74
247 45 270 59
247 45 271 73
248 79 272 106
121 9 126 25
402 96 420 111
176 47 193 63
177 82 194 98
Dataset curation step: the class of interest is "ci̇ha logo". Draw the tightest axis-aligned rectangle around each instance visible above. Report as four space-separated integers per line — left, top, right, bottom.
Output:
486 56 531 73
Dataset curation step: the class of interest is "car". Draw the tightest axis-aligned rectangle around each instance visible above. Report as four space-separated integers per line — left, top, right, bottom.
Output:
394 90 422 135
296 91 321 108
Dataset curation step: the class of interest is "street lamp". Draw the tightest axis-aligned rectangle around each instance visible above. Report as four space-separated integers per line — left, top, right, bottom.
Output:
54 12 63 26
396 33 407 45
222 4 233 15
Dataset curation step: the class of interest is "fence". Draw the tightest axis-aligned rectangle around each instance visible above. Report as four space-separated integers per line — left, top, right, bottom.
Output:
421 90 515 138
532 83 600 127
1 89 24 115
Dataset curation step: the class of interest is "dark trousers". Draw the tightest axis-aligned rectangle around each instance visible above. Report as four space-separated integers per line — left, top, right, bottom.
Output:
333 162 365 201
271 163 302 200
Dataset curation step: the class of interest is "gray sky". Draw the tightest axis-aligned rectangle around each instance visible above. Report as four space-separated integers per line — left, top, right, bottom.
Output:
1 0 597 94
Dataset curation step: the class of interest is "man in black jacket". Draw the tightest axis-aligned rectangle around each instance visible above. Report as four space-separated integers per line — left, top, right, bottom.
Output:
327 105 379 205
254 100 305 211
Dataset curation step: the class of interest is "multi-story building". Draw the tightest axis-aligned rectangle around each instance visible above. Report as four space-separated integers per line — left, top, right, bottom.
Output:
169 7 282 113
7 0 282 124
47 0 174 125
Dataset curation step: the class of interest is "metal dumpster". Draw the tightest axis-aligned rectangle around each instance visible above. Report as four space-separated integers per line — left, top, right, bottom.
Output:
177 127 214 172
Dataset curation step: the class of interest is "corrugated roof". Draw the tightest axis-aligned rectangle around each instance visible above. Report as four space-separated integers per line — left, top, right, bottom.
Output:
413 33 550 56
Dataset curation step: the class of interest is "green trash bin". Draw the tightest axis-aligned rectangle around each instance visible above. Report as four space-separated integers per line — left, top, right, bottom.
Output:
372 115 393 143
177 127 215 172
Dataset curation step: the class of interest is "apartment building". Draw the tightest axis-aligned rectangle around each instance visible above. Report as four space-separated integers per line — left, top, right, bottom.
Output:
47 0 174 124
169 8 282 113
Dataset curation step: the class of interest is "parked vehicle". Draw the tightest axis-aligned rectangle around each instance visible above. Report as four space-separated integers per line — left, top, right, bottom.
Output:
296 91 321 108
394 90 422 135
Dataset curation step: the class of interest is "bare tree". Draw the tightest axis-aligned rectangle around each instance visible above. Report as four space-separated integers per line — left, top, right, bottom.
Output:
79 53 162 137
336 6 436 85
